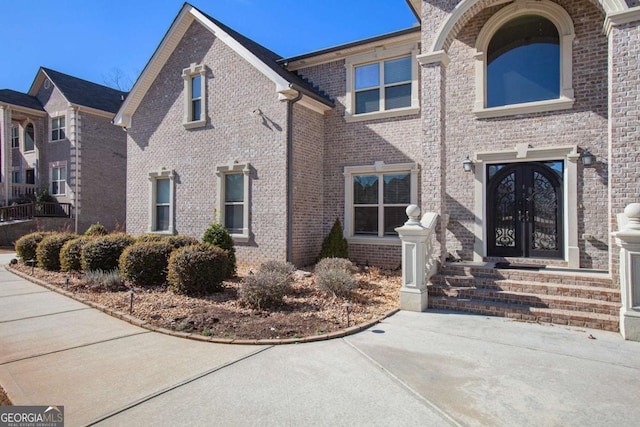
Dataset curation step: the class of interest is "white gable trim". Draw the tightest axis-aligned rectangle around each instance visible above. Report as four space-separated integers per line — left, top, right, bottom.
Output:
114 5 329 127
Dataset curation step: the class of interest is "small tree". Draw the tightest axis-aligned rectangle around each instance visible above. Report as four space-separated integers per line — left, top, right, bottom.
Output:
202 222 236 277
318 218 348 260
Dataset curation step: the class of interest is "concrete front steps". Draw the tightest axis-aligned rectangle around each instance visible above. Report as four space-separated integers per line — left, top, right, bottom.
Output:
429 263 621 332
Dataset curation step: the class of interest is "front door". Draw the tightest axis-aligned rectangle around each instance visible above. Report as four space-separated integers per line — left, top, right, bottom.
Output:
487 161 563 259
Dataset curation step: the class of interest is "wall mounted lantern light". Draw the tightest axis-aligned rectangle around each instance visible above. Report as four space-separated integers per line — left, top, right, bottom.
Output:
463 156 474 172
581 150 594 167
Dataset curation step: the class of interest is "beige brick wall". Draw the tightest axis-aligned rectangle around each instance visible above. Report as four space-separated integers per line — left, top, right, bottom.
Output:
422 0 610 269
127 21 290 267
291 103 325 268
78 113 126 232
297 60 423 268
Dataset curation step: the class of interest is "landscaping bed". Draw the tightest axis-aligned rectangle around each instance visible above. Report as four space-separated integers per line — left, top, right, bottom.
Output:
10 262 401 341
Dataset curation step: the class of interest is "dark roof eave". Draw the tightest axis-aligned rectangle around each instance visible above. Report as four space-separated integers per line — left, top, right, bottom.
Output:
281 26 421 64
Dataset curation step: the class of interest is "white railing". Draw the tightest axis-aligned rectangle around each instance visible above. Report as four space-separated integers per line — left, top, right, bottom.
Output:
11 184 36 198
612 202 640 341
395 205 439 312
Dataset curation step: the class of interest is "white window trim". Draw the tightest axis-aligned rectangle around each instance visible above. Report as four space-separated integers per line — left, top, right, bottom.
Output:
148 169 175 234
50 161 67 196
11 125 19 149
344 43 420 123
343 161 419 245
473 0 575 119
182 63 207 129
50 115 66 142
216 162 251 243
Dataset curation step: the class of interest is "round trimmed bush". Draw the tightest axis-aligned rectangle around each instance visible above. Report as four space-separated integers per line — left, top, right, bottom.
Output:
36 233 78 271
119 241 173 287
60 236 92 272
240 260 296 309
84 223 109 237
15 232 53 263
314 257 357 296
314 257 355 274
135 234 168 243
166 235 199 249
167 244 229 295
202 222 236 277
81 233 135 272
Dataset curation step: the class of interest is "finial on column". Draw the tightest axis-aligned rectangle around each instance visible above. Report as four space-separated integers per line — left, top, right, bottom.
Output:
623 203 640 231
405 204 421 225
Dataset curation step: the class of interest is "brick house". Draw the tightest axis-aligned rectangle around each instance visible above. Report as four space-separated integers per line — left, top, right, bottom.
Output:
115 0 639 271
0 67 127 232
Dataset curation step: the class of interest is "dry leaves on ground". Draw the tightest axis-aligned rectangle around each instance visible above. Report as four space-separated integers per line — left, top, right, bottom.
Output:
10 263 401 340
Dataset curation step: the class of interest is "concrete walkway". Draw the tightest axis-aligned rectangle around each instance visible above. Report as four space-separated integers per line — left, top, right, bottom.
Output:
1 254 639 426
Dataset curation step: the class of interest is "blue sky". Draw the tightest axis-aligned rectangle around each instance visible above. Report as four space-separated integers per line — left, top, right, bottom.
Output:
2 0 418 93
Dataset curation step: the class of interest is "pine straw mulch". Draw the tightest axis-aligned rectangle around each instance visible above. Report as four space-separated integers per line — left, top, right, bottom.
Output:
0 385 11 406
10 262 401 341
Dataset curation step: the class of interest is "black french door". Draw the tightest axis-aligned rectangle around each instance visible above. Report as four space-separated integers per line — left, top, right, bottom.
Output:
487 161 563 259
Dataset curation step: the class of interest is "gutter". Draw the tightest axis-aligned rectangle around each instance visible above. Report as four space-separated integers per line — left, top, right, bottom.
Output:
286 85 303 263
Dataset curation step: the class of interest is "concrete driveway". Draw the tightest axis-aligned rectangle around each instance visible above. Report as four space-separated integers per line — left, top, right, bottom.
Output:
1 255 639 426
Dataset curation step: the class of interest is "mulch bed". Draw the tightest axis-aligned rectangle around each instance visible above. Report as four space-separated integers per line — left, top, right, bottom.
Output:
9 262 401 341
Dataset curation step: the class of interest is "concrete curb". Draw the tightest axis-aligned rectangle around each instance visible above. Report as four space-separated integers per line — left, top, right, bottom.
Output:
5 264 399 345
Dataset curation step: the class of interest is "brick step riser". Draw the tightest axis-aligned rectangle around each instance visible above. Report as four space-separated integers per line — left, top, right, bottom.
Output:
433 272 617 289
438 268 615 288
428 298 619 332
430 279 621 302
429 288 620 316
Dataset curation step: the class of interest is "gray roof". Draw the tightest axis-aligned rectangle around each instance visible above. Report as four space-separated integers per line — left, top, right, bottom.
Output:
40 67 128 114
0 89 44 111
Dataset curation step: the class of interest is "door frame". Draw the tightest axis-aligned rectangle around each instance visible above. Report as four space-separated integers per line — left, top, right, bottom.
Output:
471 143 580 268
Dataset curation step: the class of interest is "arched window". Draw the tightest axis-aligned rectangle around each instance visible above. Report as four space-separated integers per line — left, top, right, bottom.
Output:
24 123 35 152
487 15 559 108
474 0 575 118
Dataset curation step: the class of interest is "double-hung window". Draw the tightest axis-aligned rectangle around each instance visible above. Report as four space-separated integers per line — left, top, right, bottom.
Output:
11 170 20 184
182 63 207 129
11 126 19 149
345 43 419 122
148 169 175 234
344 162 418 241
216 163 251 242
51 164 66 195
51 116 65 141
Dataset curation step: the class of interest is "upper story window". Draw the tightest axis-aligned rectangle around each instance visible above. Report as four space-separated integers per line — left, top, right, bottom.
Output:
181 63 207 129
344 161 418 243
24 123 35 152
51 116 66 141
474 0 575 118
345 43 419 122
216 162 251 242
11 126 19 149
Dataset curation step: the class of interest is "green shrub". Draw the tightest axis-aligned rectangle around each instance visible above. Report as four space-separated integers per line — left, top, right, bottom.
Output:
119 241 173 287
202 222 236 277
60 236 92 272
36 233 78 271
84 269 126 292
81 233 135 272
240 270 292 310
167 244 229 296
84 223 109 237
166 235 199 249
135 234 168 243
318 218 348 260
15 232 53 262
315 257 355 274
315 257 357 296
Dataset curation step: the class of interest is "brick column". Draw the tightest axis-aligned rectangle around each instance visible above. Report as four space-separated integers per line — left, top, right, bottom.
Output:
607 11 640 280
418 52 449 263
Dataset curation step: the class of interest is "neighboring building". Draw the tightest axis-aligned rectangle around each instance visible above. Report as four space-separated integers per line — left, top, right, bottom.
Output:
0 67 127 232
115 0 640 272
